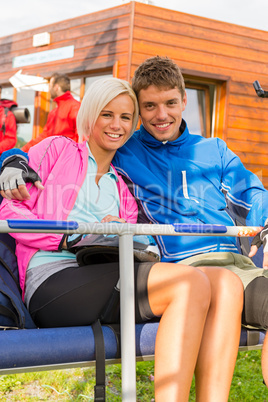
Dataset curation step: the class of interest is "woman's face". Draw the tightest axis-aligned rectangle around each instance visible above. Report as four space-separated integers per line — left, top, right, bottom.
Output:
88 94 134 154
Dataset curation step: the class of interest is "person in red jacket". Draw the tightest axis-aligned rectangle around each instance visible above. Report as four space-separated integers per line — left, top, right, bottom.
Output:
0 86 17 155
21 73 80 152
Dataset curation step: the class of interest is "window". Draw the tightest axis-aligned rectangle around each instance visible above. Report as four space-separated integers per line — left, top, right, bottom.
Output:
70 73 113 102
182 82 215 138
84 74 113 95
1 86 14 100
181 71 228 139
70 79 81 101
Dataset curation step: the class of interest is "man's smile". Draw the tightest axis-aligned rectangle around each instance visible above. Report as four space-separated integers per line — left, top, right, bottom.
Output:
153 122 172 130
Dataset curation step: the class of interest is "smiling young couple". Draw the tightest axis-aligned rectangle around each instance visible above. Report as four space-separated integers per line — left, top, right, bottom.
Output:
1 56 268 401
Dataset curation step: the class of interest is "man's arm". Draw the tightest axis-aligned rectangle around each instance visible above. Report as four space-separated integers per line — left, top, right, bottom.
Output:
0 148 29 167
0 149 43 200
218 138 268 268
219 138 268 227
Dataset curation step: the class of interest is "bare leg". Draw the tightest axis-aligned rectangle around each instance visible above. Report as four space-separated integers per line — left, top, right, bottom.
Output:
262 333 268 386
147 262 212 402
195 266 244 402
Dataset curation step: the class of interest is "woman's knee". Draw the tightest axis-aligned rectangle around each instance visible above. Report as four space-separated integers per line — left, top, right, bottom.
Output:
187 267 212 311
148 263 212 314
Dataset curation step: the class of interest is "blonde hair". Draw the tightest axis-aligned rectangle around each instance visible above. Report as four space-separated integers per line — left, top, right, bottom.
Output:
77 77 139 142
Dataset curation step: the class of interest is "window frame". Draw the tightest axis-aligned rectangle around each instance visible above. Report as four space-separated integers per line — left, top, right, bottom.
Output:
182 70 230 140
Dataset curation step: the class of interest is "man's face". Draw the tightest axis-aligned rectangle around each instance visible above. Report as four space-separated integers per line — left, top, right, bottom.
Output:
49 78 57 99
138 85 187 142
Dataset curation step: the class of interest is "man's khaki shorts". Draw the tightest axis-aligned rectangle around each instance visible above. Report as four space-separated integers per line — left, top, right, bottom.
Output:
178 252 268 290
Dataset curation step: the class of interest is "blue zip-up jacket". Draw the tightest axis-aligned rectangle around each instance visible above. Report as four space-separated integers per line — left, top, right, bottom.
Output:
113 121 268 262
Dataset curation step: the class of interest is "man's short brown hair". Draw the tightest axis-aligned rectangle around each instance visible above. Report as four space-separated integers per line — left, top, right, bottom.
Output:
132 56 185 99
51 73 70 93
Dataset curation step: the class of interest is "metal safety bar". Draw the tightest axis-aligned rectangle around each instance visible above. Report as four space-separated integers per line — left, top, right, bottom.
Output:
0 220 262 237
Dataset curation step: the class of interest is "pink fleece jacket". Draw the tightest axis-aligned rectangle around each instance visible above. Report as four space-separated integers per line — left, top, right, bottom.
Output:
0 136 138 295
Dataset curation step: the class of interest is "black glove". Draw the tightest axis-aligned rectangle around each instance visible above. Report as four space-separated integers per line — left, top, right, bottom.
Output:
251 224 268 254
0 155 41 191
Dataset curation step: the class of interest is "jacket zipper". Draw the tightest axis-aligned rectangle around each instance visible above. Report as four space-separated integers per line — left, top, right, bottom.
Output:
182 170 189 199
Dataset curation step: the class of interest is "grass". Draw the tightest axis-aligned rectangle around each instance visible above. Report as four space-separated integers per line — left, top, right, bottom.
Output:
0 350 267 401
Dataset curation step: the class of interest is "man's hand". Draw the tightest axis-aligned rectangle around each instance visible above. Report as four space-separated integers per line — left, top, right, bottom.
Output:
0 155 44 200
248 224 268 269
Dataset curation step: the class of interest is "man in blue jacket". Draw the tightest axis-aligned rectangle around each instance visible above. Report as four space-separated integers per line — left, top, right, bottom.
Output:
1 55 268 377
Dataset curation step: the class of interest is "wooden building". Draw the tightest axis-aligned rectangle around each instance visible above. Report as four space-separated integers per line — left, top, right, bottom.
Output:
0 1 268 187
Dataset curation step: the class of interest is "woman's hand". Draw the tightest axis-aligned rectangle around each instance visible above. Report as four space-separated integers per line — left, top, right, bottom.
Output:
101 215 126 223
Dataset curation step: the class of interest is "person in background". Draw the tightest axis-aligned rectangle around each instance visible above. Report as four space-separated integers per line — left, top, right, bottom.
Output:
0 85 17 154
0 77 243 401
21 73 80 152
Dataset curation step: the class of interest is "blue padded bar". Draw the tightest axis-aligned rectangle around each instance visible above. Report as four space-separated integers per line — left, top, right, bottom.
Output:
0 326 117 369
135 323 158 356
0 323 265 371
7 220 79 230
0 324 157 370
239 327 266 347
173 223 227 233
136 324 265 354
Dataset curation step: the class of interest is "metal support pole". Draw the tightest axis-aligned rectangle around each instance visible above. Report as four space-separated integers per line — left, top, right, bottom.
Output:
119 233 136 402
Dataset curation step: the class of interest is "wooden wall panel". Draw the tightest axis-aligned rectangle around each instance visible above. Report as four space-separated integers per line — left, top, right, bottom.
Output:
131 2 268 187
229 129 268 143
0 3 133 82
